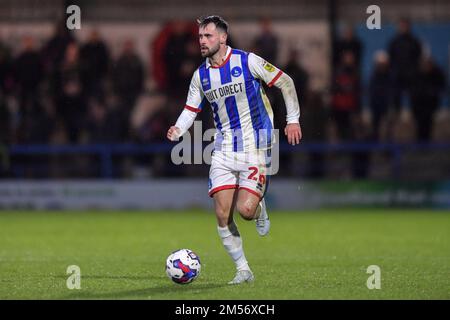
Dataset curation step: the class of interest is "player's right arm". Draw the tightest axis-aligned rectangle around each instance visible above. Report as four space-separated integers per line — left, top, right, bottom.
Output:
167 70 205 141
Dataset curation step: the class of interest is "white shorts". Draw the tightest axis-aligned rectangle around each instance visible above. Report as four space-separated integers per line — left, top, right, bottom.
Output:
208 150 271 199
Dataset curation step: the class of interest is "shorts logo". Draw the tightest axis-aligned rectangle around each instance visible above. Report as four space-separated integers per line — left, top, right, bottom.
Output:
231 66 242 77
263 62 275 72
257 174 266 191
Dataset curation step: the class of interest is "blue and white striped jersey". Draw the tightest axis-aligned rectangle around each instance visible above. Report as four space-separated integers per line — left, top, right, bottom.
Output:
184 46 283 152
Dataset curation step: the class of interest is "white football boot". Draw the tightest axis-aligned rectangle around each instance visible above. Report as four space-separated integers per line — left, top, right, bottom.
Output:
255 198 270 236
228 269 254 285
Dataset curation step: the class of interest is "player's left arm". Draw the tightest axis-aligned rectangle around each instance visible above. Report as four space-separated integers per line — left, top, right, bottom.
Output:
248 53 302 145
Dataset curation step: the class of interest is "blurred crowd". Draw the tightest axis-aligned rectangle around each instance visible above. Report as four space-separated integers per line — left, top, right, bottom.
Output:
0 22 143 146
0 18 448 179
321 18 448 178
330 18 447 145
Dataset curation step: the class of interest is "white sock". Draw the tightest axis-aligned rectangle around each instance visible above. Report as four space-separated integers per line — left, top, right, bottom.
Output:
254 202 262 219
217 222 250 271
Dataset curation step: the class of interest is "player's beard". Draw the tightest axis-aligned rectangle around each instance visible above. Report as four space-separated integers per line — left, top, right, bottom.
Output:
201 42 220 58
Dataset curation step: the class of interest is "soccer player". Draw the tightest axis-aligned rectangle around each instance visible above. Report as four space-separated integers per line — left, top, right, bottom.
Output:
167 15 302 284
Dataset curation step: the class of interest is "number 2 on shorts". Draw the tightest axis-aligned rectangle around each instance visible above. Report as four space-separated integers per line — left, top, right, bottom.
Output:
248 166 258 181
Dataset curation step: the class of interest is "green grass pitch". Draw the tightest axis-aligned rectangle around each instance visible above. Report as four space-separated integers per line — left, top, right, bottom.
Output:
0 209 449 299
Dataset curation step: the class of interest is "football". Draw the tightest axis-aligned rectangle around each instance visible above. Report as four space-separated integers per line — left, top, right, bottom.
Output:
165 249 201 284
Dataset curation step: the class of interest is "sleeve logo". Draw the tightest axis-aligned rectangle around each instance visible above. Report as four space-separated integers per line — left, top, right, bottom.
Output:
263 61 276 72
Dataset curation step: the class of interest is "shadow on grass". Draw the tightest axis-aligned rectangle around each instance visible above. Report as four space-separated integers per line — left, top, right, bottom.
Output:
57 274 227 299
53 274 155 281
60 283 227 299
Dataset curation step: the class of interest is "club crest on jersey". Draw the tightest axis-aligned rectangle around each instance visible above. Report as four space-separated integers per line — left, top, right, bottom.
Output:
231 66 242 77
202 78 210 86
263 61 275 72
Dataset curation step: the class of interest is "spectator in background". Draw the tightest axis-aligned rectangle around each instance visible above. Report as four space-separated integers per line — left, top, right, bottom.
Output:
0 37 12 94
131 92 170 144
18 95 55 144
152 23 172 92
253 17 279 63
55 43 86 143
369 50 392 141
273 48 310 175
410 57 446 141
0 95 11 144
179 39 202 96
13 36 43 117
334 25 362 70
163 20 195 99
41 21 75 94
301 92 328 178
331 50 360 141
283 49 309 105
153 20 235 93
15 93 56 178
84 98 121 143
80 29 110 99
0 101 10 175
252 18 280 127
351 113 372 178
388 18 422 111
112 39 144 109
332 50 369 178
130 92 172 177
105 93 130 143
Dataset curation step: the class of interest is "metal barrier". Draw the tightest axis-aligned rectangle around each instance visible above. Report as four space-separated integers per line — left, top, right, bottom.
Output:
5 142 450 179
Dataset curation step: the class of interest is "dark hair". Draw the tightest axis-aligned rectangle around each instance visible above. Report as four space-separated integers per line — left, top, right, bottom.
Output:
197 15 229 34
